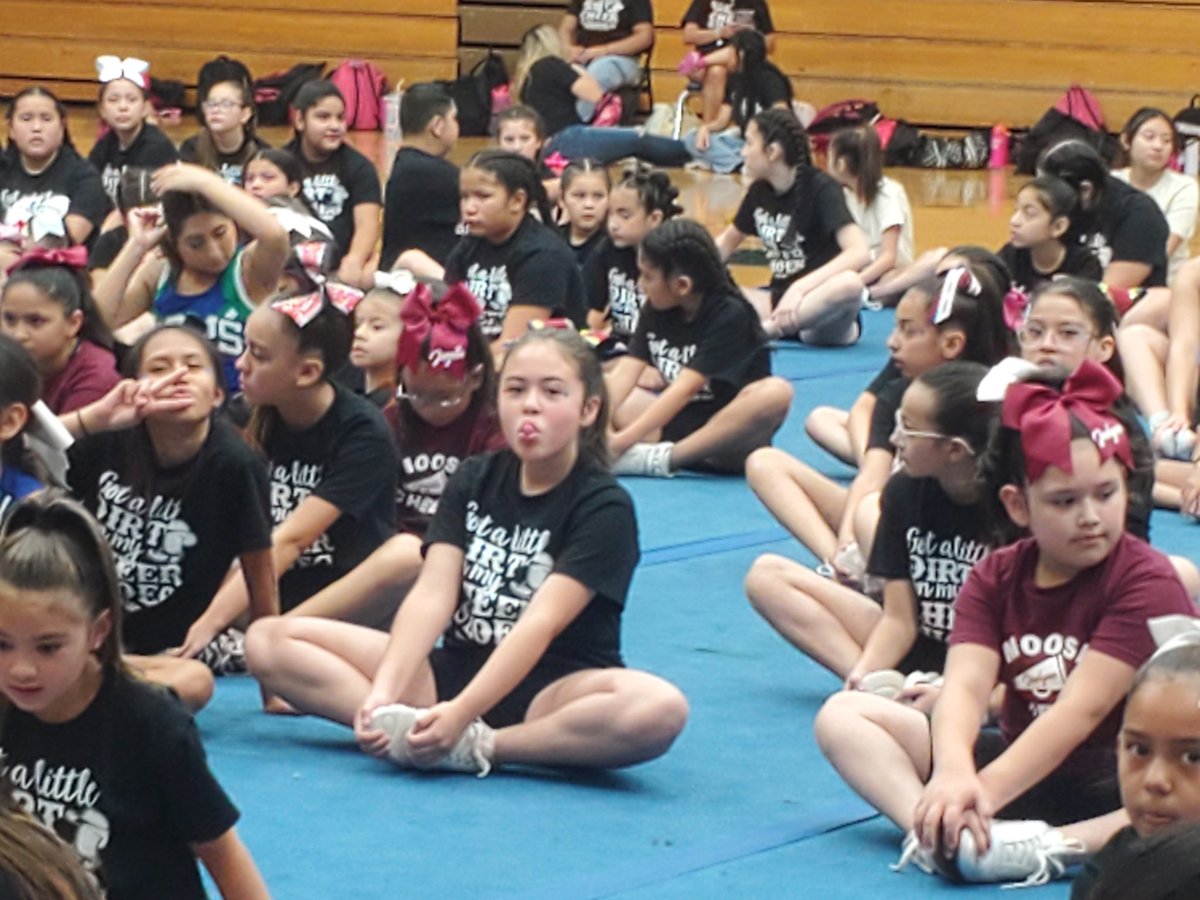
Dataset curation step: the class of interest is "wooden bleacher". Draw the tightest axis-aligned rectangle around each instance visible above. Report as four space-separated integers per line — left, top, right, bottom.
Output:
1 0 1198 130
0 0 458 104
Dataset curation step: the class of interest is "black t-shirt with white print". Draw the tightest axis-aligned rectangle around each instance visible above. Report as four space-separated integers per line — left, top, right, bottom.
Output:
0 146 109 246
0 672 238 900
868 471 992 647
86 124 179 208
385 396 504 536
733 167 856 304
568 0 653 46
284 138 382 263
67 421 272 654
444 215 587 339
1090 175 1170 288
681 0 775 33
998 241 1103 296
263 384 398 610
424 450 639 670
584 236 643 341
381 146 461 270
629 287 770 410
177 134 269 187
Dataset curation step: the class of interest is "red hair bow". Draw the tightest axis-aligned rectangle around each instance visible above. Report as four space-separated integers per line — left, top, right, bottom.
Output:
6 245 88 276
1000 359 1132 481
396 283 481 378
1003 288 1030 332
271 280 363 328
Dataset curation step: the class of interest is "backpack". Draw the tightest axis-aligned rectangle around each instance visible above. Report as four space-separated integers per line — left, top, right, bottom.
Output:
807 99 880 152
329 59 389 130
438 51 509 136
253 62 325 126
1015 85 1118 174
1174 95 1200 176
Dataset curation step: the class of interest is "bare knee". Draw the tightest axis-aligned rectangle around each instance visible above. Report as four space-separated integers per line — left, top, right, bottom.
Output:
745 444 790 487
813 690 863 756
744 553 796 612
703 64 728 87
1171 555 1200 601
755 377 794 425
618 681 690 762
244 616 289 680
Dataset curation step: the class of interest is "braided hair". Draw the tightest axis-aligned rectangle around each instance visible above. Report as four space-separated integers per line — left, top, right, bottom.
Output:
615 164 684 219
751 107 812 168
465 148 553 224
640 219 743 303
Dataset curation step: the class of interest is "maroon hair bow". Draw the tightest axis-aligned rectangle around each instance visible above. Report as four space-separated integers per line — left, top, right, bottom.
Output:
1003 288 1030 332
396 282 481 378
1001 359 1132 481
6 244 88 276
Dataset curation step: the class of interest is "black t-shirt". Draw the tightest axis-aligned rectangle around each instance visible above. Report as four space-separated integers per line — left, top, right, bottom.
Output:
733 167 856 303
630 287 770 410
1070 825 1138 900
381 147 461 270
263 385 398 610
177 134 270 187
385 396 504 536
444 215 586 339
521 57 586 138
998 241 1103 295
0 147 109 246
424 450 639 670
584 236 643 341
89 224 127 270
868 374 909 451
558 220 606 267
568 0 652 46
866 358 901 396
868 472 992 647
0 673 239 900
86 125 178 208
284 139 382 262
68 421 272 654
1091 175 1169 288
726 62 792 131
681 0 775 33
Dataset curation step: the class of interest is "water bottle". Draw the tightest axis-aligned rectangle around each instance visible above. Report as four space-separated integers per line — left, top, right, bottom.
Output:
383 90 403 141
989 123 1009 169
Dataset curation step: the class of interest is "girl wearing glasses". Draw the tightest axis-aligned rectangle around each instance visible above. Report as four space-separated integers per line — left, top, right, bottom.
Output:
179 77 268 187
286 281 504 627
747 361 996 695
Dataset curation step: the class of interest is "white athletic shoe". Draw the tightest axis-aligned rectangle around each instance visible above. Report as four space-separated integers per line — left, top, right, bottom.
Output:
956 820 1085 888
611 441 675 477
370 703 495 778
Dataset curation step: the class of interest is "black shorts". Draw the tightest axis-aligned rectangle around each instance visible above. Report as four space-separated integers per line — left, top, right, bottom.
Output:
897 634 947 676
663 397 724 443
973 728 1121 825
429 646 596 728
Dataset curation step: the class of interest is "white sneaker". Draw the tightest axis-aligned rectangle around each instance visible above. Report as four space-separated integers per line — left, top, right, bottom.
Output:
611 442 675 477
371 703 496 778
892 831 953 878
956 820 1085 888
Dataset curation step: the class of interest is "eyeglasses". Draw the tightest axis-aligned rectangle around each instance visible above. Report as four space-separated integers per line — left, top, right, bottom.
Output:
396 384 471 409
1016 322 1095 350
892 410 976 455
202 99 243 112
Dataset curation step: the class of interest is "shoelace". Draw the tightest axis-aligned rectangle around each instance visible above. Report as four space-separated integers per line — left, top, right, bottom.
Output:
891 833 935 875
992 834 1085 889
446 722 493 779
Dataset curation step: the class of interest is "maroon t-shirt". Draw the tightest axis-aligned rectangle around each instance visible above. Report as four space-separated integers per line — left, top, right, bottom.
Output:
42 339 120 414
384 397 505 536
950 533 1193 777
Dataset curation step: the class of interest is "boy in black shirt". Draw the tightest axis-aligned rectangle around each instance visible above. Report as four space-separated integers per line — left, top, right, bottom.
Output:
381 83 463 274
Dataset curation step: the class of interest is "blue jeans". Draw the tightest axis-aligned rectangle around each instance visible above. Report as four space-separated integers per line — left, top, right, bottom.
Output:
576 55 641 120
683 127 745 174
546 126 692 167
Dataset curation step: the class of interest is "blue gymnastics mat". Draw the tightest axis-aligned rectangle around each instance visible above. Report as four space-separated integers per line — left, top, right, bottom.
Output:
197 309 1177 898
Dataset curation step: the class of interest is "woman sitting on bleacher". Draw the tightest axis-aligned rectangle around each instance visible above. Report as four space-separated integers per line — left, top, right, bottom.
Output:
681 29 791 174
514 25 691 168
558 0 654 122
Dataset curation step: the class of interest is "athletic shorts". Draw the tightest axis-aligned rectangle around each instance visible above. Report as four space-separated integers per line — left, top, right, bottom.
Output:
430 645 602 728
972 728 1120 825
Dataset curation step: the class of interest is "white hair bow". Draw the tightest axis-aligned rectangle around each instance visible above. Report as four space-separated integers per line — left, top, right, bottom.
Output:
374 268 416 296
96 55 150 90
1148 615 1200 661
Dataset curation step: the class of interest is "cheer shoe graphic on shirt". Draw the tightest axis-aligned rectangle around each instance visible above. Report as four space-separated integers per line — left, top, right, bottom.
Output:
1012 655 1068 701
407 469 450 498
